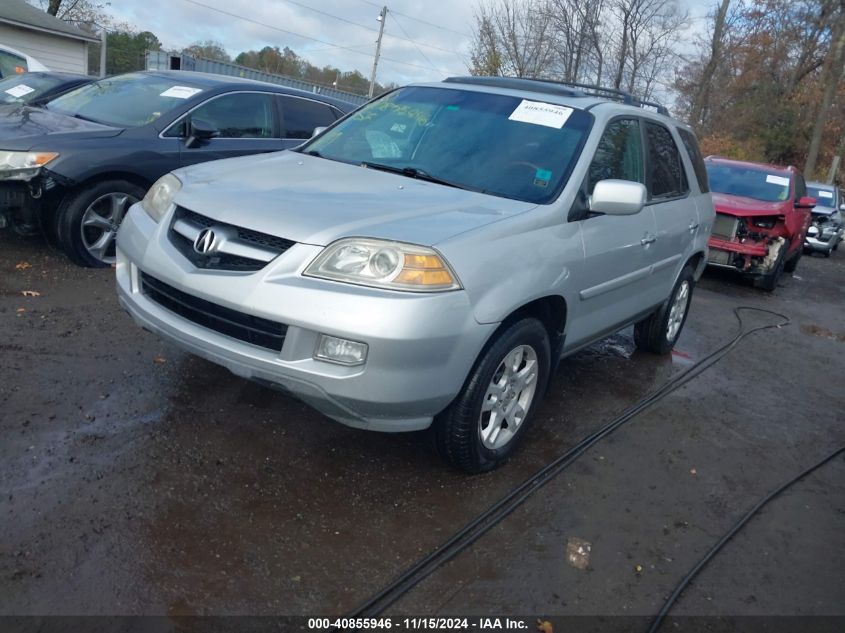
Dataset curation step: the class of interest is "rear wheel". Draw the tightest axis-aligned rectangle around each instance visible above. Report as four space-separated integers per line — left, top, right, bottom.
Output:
634 265 695 355
56 179 145 267
433 318 550 473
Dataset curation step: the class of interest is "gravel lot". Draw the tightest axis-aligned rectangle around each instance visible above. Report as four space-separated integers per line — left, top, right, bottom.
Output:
1 230 843 623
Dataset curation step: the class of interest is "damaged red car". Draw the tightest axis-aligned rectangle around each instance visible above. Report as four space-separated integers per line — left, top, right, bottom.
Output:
704 157 815 291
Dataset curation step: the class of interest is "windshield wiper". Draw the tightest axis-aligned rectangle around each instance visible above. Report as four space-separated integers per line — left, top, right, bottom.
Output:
360 162 469 191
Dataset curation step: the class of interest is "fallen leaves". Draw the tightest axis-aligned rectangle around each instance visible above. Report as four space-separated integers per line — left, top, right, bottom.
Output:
153 355 167 364
690 468 697 476
21 290 41 297
15 261 32 270
634 564 643 574
536 620 553 633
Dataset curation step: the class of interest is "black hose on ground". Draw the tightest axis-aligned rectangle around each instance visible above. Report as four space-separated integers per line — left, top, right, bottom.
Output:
646 444 845 633
341 306 792 621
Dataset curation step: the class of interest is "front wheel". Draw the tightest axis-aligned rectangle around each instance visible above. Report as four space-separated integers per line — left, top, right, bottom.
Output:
56 179 145 267
433 318 551 473
634 265 695 355
784 243 802 273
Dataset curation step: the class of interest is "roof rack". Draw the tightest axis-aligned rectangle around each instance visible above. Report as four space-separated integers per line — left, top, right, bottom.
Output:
443 76 670 116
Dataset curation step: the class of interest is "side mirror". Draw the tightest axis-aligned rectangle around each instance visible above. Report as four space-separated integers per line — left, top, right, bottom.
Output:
795 196 816 209
185 119 219 148
589 179 647 215
311 126 327 138
839 203 845 212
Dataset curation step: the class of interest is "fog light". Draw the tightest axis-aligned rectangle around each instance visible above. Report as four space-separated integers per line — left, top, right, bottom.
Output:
314 334 368 366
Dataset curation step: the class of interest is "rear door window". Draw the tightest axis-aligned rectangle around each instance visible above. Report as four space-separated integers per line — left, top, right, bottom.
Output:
280 96 339 139
677 128 709 193
588 118 645 194
644 121 689 199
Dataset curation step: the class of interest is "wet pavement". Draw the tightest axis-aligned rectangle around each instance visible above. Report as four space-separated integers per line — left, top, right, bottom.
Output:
1 231 843 621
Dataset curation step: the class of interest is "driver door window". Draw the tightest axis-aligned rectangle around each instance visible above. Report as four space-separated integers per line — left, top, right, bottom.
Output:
173 92 275 138
588 118 644 194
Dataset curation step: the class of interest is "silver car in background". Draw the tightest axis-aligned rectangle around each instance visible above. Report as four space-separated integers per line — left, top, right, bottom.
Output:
116 77 714 472
804 181 844 256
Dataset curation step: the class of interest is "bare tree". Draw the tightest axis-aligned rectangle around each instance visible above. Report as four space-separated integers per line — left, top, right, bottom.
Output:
469 0 557 78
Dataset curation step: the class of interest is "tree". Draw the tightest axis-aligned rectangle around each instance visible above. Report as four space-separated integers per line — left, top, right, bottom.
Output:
183 40 230 63
105 30 162 74
468 0 557 78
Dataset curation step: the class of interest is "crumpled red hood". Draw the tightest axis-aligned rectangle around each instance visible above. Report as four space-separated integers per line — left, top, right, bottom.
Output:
711 192 788 217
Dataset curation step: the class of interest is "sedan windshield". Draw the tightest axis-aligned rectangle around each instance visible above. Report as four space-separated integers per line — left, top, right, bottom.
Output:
47 73 204 127
807 185 835 209
706 163 791 202
304 86 593 204
0 73 65 105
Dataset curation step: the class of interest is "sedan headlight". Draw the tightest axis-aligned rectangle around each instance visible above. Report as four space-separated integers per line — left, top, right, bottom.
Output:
304 238 461 292
141 173 181 222
0 150 59 180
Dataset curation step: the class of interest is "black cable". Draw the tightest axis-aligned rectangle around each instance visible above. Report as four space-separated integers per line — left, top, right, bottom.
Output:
647 445 845 633
342 306 791 622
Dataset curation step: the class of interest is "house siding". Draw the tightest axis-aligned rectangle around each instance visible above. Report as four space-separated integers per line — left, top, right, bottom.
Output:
0 23 88 74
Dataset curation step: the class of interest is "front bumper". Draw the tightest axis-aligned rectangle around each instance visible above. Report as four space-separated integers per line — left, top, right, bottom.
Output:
115 204 495 432
804 231 841 252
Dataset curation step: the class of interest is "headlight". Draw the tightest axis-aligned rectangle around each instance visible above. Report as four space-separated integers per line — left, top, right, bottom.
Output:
141 173 181 222
0 151 59 180
304 238 461 292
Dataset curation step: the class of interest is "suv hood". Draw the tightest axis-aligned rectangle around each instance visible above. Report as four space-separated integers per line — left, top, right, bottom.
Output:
0 105 122 149
174 151 537 247
711 192 788 217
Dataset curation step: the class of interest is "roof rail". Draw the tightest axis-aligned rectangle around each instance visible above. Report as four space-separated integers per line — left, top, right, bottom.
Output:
443 76 670 116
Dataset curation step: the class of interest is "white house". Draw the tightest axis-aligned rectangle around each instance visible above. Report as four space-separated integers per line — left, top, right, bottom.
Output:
0 0 99 75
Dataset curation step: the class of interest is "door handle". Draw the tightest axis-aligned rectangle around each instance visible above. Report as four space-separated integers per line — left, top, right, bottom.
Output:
689 222 700 231
641 235 656 245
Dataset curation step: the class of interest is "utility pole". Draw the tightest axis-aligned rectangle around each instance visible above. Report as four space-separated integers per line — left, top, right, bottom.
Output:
368 6 387 99
99 27 107 78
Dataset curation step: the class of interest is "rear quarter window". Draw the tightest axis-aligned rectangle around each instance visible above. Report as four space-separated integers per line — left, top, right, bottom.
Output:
677 128 709 193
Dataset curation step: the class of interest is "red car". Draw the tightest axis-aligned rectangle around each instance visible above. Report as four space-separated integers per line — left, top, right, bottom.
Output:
704 157 816 290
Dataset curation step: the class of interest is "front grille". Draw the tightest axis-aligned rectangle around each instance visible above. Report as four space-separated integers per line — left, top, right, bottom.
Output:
169 207 295 272
141 272 287 352
712 213 739 241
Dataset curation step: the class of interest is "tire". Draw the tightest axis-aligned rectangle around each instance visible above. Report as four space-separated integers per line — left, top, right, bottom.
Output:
433 318 551 474
784 244 802 273
56 179 145 267
755 241 787 292
823 249 831 258
634 265 695 355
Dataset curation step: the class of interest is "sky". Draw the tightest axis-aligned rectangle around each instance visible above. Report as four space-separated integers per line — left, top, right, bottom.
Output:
102 0 713 90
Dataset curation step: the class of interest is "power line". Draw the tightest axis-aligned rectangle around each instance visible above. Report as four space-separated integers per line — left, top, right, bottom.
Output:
356 0 473 38
277 0 468 58
389 12 440 72
177 0 441 73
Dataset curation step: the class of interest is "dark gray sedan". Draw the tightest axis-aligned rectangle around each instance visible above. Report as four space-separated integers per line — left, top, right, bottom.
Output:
0 70 355 266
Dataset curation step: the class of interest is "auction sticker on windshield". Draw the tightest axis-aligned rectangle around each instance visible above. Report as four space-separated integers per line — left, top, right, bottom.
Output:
160 86 203 99
508 99 573 129
765 174 790 187
818 191 833 198
5 84 35 98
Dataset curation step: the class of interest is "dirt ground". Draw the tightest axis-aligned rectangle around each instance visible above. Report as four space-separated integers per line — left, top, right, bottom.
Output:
1 230 843 625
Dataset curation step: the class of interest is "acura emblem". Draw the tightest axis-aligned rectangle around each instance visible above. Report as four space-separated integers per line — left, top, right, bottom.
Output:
193 228 216 254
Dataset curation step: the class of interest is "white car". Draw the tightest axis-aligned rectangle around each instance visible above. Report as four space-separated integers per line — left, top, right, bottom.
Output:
0 44 49 78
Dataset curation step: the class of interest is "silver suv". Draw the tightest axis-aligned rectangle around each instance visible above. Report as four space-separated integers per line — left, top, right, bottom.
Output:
116 77 714 473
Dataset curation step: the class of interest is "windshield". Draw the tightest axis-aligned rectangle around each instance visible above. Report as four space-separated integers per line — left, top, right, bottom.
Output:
304 86 593 204
47 73 205 127
807 185 835 208
0 73 65 105
706 162 791 202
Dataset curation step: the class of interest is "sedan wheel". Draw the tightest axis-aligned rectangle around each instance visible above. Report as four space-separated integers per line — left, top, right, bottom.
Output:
57 179 147 268
80 192 138 265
